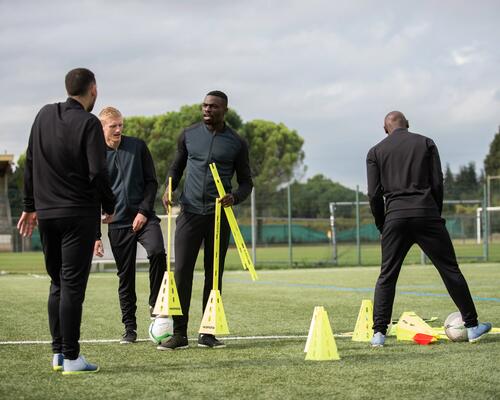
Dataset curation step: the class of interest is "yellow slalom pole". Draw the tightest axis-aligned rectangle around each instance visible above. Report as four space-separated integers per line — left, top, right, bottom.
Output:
167 176 172 274
213 199 221 291
209 163 258 281
152 176 183 316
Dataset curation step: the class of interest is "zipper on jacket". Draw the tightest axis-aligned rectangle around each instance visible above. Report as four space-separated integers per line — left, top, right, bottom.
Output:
202 131 217 214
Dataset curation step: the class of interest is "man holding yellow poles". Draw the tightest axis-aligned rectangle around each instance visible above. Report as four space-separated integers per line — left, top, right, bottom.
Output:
158 91 253 350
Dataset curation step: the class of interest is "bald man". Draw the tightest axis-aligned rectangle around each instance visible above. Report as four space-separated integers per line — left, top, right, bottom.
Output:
366 111 491 346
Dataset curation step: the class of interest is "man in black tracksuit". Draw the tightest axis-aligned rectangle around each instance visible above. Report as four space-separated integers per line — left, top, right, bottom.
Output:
18 68 115 374
93 106 165 344
157 90 253 350
366 111 491 346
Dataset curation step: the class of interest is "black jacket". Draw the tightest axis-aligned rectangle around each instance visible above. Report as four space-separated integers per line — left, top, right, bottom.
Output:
168 122 253 215
23 98 115 219
106 135 158 230
366 128 443 232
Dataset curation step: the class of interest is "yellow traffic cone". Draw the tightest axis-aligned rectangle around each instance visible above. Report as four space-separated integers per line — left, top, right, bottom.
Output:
352 299 373 342
304 306 340 361
199 289 229 335
396 311 438 341
153 271 183 316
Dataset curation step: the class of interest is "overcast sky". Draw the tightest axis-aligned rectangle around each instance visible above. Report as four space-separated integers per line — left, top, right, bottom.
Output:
1 0 499 192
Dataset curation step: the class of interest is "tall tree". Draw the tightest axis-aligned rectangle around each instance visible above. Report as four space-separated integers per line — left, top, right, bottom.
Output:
485 125 500 176
273 174 364 218
240 119 305 216
123 104 243 204
7 154 25 219
444 163 456 200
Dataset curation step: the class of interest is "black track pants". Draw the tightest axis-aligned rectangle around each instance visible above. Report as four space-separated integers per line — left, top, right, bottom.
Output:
172 211 231 336
39 216 97 360
373 217 478 334
108 218 166 331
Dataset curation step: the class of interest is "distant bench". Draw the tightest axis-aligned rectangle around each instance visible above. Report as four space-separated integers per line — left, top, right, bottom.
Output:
91 214 176 272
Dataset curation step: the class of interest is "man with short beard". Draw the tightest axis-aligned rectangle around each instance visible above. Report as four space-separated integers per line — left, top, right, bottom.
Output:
18 68 115 374
158 91 253 350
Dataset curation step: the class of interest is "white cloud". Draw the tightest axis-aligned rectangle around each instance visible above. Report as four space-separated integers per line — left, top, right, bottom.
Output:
1 0 500 190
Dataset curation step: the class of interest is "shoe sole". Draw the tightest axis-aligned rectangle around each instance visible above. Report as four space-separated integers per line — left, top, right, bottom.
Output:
157 345 189 351
371 344 384 347
52 366 63 372
198 344 226 349
62 367 100 375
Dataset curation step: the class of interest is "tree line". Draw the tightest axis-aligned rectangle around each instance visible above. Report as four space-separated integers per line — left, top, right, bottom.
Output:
8 106 500 221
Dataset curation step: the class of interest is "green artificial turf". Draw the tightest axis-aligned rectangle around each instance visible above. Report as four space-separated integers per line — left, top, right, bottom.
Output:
0 263 499 399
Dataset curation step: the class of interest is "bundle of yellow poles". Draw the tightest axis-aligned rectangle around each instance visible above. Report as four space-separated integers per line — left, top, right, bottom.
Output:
209 163 258 281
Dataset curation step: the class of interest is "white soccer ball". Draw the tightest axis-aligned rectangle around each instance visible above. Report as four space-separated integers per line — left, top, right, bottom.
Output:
148 317 173 344
444 312 468 342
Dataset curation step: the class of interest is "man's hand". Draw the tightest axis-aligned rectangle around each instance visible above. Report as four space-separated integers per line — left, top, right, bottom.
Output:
17 211 37 237
132 213 148 232
94 240 104 257
219 194 235 208
162 186 173 213
101 213 113 224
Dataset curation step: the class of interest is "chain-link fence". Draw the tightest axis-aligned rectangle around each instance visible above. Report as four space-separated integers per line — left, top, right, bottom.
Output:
7 185 500 269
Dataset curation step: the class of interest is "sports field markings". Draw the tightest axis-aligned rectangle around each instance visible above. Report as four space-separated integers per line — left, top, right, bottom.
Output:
1 331 499 346
0 334 315 346
223 278 500 302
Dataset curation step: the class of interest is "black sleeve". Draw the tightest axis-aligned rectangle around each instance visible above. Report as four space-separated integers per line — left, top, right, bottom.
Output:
366 147 385 233
138 141 158 217
23 117 36 212
86 118 115 215
167 130 188 191
232 137 253 205
428 139 444 215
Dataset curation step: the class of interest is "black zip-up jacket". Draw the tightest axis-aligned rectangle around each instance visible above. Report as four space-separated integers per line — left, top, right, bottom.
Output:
168 122 253 215
23 98 115 219
106 135 158 230
366 128 443 233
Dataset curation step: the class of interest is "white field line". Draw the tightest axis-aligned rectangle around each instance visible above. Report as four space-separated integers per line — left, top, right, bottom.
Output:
1 331 499 345
0 334 346 345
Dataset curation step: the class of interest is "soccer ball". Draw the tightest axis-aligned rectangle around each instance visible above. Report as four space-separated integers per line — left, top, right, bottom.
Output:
148 317 173 344
444 312 468 342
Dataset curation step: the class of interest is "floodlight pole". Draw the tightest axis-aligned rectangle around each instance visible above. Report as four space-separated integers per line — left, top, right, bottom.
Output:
487 175 500 245
287 182 293 267
483 183 489 261
329 202 337 265
356 185 361 265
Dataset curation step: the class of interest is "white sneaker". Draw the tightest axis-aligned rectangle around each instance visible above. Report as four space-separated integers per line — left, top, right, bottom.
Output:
52 353 63 371
62 355 100 375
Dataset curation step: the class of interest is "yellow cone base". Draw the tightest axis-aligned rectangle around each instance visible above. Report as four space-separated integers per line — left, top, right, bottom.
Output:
352 299 374 342
153 271 183 316
396 311 437 341
304 306 340 361
199 290 229 335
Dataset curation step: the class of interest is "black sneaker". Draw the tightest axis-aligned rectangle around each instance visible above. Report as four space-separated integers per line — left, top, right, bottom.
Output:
157 334 189 351
149 306 156 320
198 334 226 349
120 329 137 344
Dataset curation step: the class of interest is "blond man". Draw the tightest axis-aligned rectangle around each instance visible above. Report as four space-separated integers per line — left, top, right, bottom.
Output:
94 107 165 344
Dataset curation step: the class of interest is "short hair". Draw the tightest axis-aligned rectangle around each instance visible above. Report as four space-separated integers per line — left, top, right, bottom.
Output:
65 68 96 96
98 106 123 121
206 90 228 105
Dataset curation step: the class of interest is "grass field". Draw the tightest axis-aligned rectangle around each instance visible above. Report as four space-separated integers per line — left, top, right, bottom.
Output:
0 262 499 399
